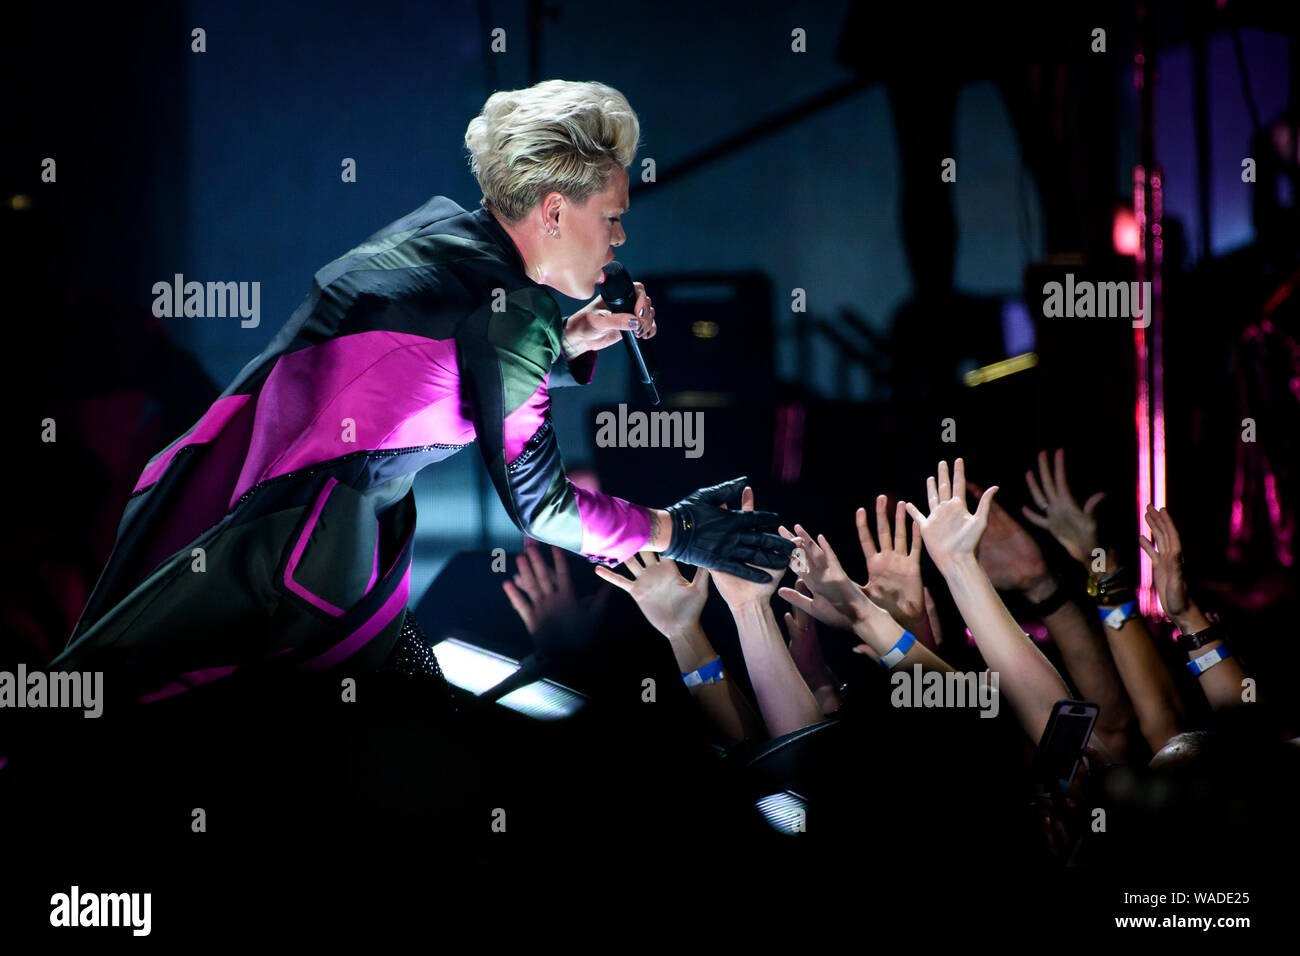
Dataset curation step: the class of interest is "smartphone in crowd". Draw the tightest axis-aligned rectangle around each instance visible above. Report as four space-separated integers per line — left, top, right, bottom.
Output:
1032 699 1099 794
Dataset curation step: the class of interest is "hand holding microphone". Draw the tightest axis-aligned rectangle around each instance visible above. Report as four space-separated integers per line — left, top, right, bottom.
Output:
596 261 660 405
581 271 794 580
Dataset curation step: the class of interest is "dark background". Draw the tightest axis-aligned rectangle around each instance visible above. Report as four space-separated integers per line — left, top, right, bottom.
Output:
3 0 1298 938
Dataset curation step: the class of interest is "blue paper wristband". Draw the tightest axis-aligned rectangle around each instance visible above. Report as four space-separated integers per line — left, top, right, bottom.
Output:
879 630 916 669
1099 599 1140 630
682 657 725 687
1187 644 1231 676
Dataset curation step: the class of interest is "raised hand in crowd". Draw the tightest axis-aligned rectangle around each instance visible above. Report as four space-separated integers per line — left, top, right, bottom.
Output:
1020 450 1183 754
502 542 605 635
906 459 1071 745
783 581 843 715
710 486 824 738
1140 505 1250 712
968 478 1052 597
594 551 711 650
970 475 1135 760
596 551 762 742
778 523 954 676
1021 448 1106 566
857 495 939 649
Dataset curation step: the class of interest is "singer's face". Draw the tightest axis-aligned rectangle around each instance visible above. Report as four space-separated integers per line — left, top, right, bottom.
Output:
549 165 628 299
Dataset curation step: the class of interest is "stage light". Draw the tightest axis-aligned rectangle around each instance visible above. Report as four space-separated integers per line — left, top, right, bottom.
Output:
498 680 586 720
1113 206 1139 256
755 790 807 835
962 351 1038 387
431 637 520 694
431 637 588 719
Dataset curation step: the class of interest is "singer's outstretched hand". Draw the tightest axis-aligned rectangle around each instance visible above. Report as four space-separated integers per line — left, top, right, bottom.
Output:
661 477 795 583
563 280 656 356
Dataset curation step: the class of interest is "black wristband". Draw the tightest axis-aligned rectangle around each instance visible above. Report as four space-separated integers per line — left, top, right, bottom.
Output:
1094 587 1136 609
1180 620 1224 650
1087 565 1135 602
1026 582 1070 618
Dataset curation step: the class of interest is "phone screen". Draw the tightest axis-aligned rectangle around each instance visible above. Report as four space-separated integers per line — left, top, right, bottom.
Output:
1033 701 1098 791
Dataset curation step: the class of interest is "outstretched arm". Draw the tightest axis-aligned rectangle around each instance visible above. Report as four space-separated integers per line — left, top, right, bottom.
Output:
711 487 824 738
594 551 763 743
456 299 654 566
856 496 938 649
457 302 789 577
777 525 955 677
1020 449 1184 752
783 583 843 715
907 459 1070 744
970 470 1134 759
1140 505 1251 713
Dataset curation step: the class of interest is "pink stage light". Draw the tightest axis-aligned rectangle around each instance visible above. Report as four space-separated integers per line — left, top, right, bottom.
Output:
1113 206 1140 256
1133 166 1156 617
1152 171 1167 521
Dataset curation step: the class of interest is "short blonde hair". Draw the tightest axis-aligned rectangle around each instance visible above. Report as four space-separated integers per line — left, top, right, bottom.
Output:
464 79 640 223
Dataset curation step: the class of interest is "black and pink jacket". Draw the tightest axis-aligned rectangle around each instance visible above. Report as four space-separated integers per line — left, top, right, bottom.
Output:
50 196 652 700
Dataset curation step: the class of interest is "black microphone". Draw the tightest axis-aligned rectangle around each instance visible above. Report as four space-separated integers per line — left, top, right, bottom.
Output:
596 260 660 405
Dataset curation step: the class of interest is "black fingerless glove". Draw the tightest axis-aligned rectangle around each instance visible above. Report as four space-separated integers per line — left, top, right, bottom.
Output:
661 476 795 583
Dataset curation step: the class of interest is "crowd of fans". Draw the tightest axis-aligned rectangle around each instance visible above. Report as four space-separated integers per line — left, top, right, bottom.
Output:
9 445 1297 919
497 450 1300 873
